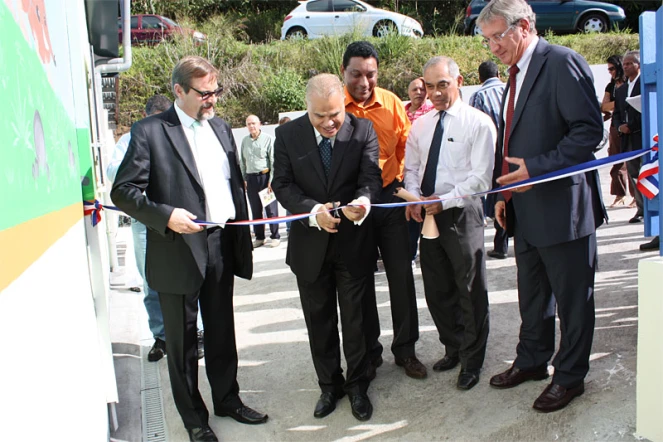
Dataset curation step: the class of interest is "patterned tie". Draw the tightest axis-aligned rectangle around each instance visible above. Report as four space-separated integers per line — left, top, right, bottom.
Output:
319 136 332 177
420 111 446 197
502 64 520 202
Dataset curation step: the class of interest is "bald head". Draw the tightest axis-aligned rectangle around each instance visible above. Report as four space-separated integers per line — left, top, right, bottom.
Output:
306 74 346 139
306 73 344 105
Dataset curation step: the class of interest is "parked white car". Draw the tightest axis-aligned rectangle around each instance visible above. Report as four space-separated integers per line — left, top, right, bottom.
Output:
280 0 424 40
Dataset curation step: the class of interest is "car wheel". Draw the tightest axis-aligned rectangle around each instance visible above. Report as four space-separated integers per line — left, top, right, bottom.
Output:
285 26 307 39
578 13 608 33
470 20 482 36
373 20 397 38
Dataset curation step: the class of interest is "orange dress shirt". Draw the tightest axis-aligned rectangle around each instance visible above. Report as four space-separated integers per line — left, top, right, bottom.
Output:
344 87 411 188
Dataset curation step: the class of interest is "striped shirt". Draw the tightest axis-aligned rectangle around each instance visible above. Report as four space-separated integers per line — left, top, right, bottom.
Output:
468 77 505 130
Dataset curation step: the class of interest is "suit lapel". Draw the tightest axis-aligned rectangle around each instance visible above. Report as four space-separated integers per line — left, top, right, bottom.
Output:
298 116 328 186
511 38 549 135
629 77 640 97
162 107 204 190
327 115 352 190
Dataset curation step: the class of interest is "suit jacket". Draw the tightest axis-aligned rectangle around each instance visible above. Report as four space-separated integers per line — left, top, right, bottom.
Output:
612 77 642 151
272 113 382 283
494 38 607 247
110 106 252 294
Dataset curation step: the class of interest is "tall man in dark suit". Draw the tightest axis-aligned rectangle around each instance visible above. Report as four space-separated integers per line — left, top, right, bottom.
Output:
111 56 267 442
477 0 606 413
272 74 382 421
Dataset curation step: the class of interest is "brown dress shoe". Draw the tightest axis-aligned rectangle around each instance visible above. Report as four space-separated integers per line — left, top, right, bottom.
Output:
432 355 459 372
489 364 549 389
533 382 584 412
395 356 428 379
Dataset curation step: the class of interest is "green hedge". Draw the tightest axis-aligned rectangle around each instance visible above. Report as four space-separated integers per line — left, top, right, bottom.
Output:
118 29 638 129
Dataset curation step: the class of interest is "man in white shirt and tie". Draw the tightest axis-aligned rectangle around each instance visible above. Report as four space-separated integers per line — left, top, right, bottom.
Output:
404 56 496 391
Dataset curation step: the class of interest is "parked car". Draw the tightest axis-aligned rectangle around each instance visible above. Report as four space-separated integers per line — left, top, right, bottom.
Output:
280 0 424 40
464 0 626 35
118 14 206 45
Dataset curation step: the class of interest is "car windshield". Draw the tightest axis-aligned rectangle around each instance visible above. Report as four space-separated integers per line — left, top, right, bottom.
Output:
161 16 179 27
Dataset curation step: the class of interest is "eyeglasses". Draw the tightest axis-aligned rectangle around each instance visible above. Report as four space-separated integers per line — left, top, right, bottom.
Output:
190 86 224 100
608 67 616 72
482 24 516 47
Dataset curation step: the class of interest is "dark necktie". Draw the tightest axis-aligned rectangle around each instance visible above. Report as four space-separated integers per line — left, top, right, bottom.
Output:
502 64 520 202
319 136 332 177
420 111 446 197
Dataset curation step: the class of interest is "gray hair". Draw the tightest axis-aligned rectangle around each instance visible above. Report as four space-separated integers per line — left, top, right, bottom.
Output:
306 73 344 104
624 50 640 64
477 0 537 32
423 56 460 79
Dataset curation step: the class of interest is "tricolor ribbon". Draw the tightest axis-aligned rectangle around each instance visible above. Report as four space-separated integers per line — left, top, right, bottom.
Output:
85 147 654 227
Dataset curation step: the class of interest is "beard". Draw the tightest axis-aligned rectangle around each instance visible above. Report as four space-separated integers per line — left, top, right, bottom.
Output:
197 103 215 121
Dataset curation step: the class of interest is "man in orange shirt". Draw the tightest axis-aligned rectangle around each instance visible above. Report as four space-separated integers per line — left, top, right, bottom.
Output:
341 41 425 380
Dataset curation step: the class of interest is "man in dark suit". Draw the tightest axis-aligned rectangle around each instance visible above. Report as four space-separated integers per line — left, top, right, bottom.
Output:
111 56 267 442
477 0 607 413
272 73 382 421
613 51 648 229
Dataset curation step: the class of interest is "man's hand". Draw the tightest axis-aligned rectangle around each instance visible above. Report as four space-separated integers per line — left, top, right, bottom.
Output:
244 181 247 190
496 157 533 193
495 201 506 230
316 202 341 233
342 199 366 222
619 124 631 134
423 195 443 216
405 204 423 223
267 183 273 193
167 208 203 234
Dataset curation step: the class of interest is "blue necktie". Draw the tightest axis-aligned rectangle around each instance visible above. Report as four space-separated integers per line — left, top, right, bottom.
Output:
420 111 445 197
319 136 332 177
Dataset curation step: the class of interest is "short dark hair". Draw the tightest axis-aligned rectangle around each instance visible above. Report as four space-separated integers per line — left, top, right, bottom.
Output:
278 116 291 125
342 41 379 68
478 61 499 83
145 94 172 115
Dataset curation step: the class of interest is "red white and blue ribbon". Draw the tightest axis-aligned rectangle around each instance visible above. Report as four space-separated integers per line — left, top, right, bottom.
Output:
85 147 654 227
637 135 659 199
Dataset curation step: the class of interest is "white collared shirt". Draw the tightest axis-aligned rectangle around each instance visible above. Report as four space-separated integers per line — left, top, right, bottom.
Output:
174 103 236 224
628 73 640 97
503 36 540 126
404 99 496 209
308 126 370 227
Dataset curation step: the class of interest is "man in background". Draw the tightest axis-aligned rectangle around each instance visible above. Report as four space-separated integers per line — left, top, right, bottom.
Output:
469 61 509 260
341 41 426 380
240 115 281 248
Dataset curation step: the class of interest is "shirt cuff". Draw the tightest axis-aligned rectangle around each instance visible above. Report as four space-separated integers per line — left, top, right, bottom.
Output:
440 191 464 210
309 203 324 230
353 196 371 226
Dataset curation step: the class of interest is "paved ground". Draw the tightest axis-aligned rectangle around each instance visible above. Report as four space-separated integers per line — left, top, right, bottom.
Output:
110 163 656 442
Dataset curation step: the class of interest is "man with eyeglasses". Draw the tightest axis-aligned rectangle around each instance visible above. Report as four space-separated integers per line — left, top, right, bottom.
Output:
477 0 606 413
112 56 267 441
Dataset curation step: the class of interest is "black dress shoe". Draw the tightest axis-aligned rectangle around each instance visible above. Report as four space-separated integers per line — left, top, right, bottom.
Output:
187 425 218 442
314 391 344 418
532 382 584 412
366 355 384 381
197 330 204 360
148 338 166 362
629 215 643 223
487 250 507 259
457 369 480 390
432 355 459 372
348 393 373 421
215 404 268 425
395 356 428 379
640 236 660 251
489 364 549 389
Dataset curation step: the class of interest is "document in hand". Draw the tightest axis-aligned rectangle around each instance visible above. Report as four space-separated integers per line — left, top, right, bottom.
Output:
394 187 439 239
258 187 276 208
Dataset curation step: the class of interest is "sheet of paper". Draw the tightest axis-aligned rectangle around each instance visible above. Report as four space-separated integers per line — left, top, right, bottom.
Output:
394 187 439 239
258 187 276 208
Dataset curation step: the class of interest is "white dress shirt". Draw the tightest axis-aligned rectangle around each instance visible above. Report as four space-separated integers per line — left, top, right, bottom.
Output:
627 73 640 97
308 127 370 228
174 103 236 224
107 132 131 182
404 99 496 209
503 36 539 126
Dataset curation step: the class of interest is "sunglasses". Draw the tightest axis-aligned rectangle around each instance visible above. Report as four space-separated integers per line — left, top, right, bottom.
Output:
190 86 224 100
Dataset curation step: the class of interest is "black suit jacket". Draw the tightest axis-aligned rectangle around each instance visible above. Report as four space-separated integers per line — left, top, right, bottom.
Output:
110 106 253 294
272 113 382 283
612 77 642 151
494 38 607 247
